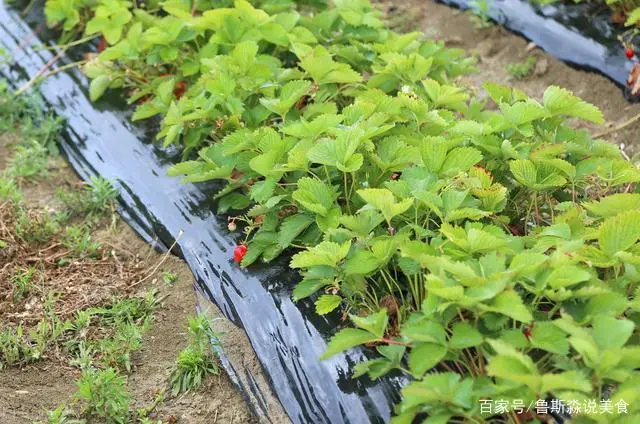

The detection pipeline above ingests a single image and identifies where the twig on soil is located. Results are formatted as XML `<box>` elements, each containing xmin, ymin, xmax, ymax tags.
<box><xmin>594</xmin><ymin>110</ymin><xmax>640</xmax><ymax>138</ymax></box>
<box><xmin>38</xmin><ymin>242</ymin><xmax>62</xmax><ymax>254</ymax></box>
<box><xmin>130</xmin><ymin>230</ymin><xmax>184</xmax><ymax>288</ymax></box>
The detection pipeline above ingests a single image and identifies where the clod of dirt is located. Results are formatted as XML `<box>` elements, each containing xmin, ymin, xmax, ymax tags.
<box><xmin>626</xmin><ymin>63</ymin><xmax>640</xmax><ymax>99</ymax></box>
<box><xmin>477</xmin><ymin>39</ymin><xmax>499</xmax><ymax>58</ymax></box>
<box><xmin>534</xmin><ymin>57</ymin><xmax>550</xmax><ymax>76</ymax></box>
<box><xmin>444</xmin><ymin>35</ymin><xmax>464</xmax><ymax>46</ymax></box>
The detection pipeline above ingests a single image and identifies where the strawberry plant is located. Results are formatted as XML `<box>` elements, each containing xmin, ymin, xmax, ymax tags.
<box><xmin>33</xmin><ymin>0</ymin><xmax>640</xmax><ymax>422</ymax></box>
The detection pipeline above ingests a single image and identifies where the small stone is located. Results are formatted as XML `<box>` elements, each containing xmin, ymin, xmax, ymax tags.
<box><xmin>526</xmin><ymin>42</ymin><xmax>537</xmax><ymax>52</ymax></box>
<box><xmin>445</xmin><ymin>36</ymin><xmax>463</xmax><ymax>46</ymax></box>
<box><xmin>534</xmin><ymin>58</ymin><xmax>549</xmax><ymax>76</ymax></box>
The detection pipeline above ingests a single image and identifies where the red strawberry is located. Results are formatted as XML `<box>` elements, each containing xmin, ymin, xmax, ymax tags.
<box><xmin>97</xmin><ymin>38</ymin><xmax>106</xmax><ymax>53</ymax></box>
<box><xmin>233</xmin><ymin>244</ymin><xmax>247</xmax><ymax>264</ymax></box>
<box><xmin>626</xmin><ymin>47</ymin><xmax>635</xmax><ymax>59</ymax></box>
<box><xmin>173</xmin><ymin>81</ymin><xmax>187</xmax><ymax>99</ymax></box>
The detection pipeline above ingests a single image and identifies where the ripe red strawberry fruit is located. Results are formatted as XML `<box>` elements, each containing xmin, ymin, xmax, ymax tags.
<box><xmin>233</xmin><ymin>245</ymin><xmax>247</xmax><ymax>264</ymax></box>
<box><xmin>173</xmin><ymin>81</ymin><xmax>187</xmax><ymax>99</ymax></box>
<box><xmin>626</xmin><ymin>47</ymin><xmax>635</xmax><ymax>59</ymax></box>
<box><xmin>97</xmin><ymin>38</ymin><xmax>106</xmax><ymax>53</ymax></box>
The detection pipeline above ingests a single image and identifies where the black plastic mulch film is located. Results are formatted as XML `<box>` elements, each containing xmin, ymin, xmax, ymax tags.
<box><xmin>441</xmin><ymin>0</ymin><xmax>634</xmax><ymax>91</ymax></box>
<box><xmin>0</xmin><ymin>1</ymin><xmax>630</xmax><ymax>423</ymax></box>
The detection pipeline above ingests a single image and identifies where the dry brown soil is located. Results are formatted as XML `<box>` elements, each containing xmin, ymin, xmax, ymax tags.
<box><xmin>0</xmin><ymin>136</ymin><xmax>256</xmax><ymax>423</ymax></box>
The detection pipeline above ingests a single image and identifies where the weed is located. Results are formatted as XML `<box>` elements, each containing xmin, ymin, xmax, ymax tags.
<box><xmin>11</xmin><ymin>266</ymin><xmax>36</xmax><ymax>302</ymax></box>
<box><xmin>14</xmin><ymin>207</ymin><xmax>60</xmax><ymax>243</ymax></box>
<box><xmin>0</xmin><ymin>292</ymin><xmax>74</xmax><ymax>368</ymax></box>
<box><xmin>469</xmin><ymin>0</ymin><xmax>494</xmax><ymax>29</ymax></box>
<box><xmin>87</xmin><ymin>176</ymin><xmax>118</xmax><ymax>212</ymax></box>
<box><xmin>162</xmin><ymin>271</ymin><xmax>177</xmax><ymax>284</ymax></box>
<box><xmin>6</xmin><ymin>139</ymin><xmax>49</xmax><ymax>179</ymax></box>
<box><xmin>28</xmin><ymin>314</ymin><xmax>74</xmax><ymax>361</ymax></box>
<box><xmin>0</xmin><ymin>47</ymin><xmax>8</xmax><ymax>65</ymax></box>
<box><xmin>0</xmin><ymin>176</ymin><xmax>22</xmax><ymax>202</ymax></box>
<box><xmin>57</xmin><ymin>176</ymin><xmax>118</xmax><ymax>218</ymax></box>
<box><xmin>75</xmin><ymin>367</ymin><xmax>131</xmax><ymax>423</ymax></box>
<box><xmin>0</xmin><ymin>82</ymin><xmax>62</xmax><ymax>152</ymax></box>
<box><xmin>169</xmin><ymin>315</ymin><xmax>219</xmax><ymax>395</ymax></box>
<box><xmin>136</xmin><ymin>389</ymin><xmax>165</xmax><ymax>420</ymax></box>
<box><xmin>73</xmin><ymin>309</ymin><xmax>93</xmax><ymax>332</ymax></box>
<box><xmin>36</xmin><ymin>405</ymin><xmax>84</xmax><ymax>424</ymax></box>
<box><xmin>0</xmin><ymin>324</ymin><xmax>31</xmax><ymax>368</ymax></box>
<box><xmin>68</xmin><ymin>341</ymin><xmax>94</xmax><ymax>370</ymax></box>
<box><xmin>98</xmin><ymin>320</ymin><xmax>147</xmax><ymax>372</ymax></box>
<box><xmin>138</xmin><ymin>418</ymin><xmax>164</xmax><ymax>424</ymax></box>
<box><xmin>506</xmin><ymin>55</ymin><xmax>537</xmax><ymax>79</ymax></box>
<box><xmin>62</xmin><ymin>225</ymin><xmax>101</xmax><ymax>258</ymax></box>
<box><xmin>88</xmin><ymin>290</ymin><xmax>158</xmax><ymax>326</ymax></box>
<box><xmin>77</xmin><ymin>292</ymin><xmax>158</xmax><ymax>372</ymax></box>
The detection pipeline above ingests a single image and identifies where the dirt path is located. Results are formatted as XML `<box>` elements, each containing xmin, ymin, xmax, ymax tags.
<box><xmin>0</xmin><ymin>135</ymin><xmax>255</xmax><ymax>423</ymax></box>
<box><xmin>381</xmin><ymin>0</ymin><xmax>640</xmax><ymax>155</ymax></box>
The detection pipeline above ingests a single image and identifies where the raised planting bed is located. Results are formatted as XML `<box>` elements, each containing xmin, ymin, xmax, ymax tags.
<box><xmin>3</xmin><ymin>0</ymin><xmax>640</xmax><ymax>423</ymax></box>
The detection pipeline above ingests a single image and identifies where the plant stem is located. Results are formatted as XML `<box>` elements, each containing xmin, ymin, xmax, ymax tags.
<box><xmin>32</xmin><ymin>60</ymin><xmax>88</xmax><ymax>83</ymax></box>
<box><xmin>32</xmin><ymin>34</ymin><xmax>100</xmax><ymax>52</ymax></box>
<box><xmin>343</xmin><ymin>172</ymin><xmax>352</xmax><ymax>214</ymax></box>
<box><xmin>593</xmin><ymin>111</ymin><xmax>640</xmax><ymax>138</ymax></box>
<box><xmin>21</xmin><ymin>0</ymin><xmax>38</xmax><ymax>17</ymax></box>
<box><xmin>15</xmin><ymin>48</ymin><xmax>68</xmax><ymax>96</ymax></box>
<box><xmin>379</xmin><ymin>338</ymin><xmax>411</xmax><ymax>347</ymax></box>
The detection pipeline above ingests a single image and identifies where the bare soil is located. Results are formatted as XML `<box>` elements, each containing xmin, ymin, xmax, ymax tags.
<box><xmin>381</xmin><ymin>0</ymin><xmax>640</xmax><ymax>155</ymax></box>
<box><xmin>0</xmin><ymin>138</ymin><xmax>256</xmax><ymax>423</ymax></box>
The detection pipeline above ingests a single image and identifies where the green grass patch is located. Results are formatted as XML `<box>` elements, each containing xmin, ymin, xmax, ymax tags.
<box><xmin>506</xmin><ymin>55</ymin><xmax>537</xmax><ymax>80</ymax></box>
<box><xmin>169</xmin><ymin>315</ymin><xmax>220</xmax><ymax>396</ymax></box>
